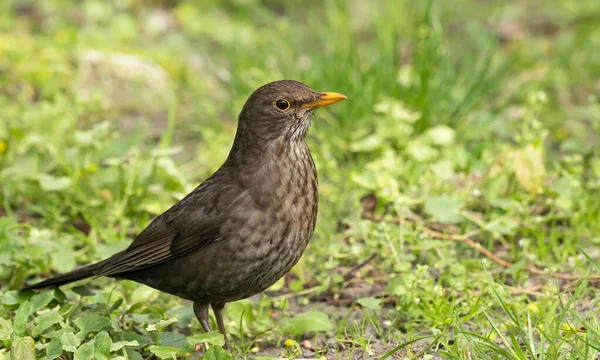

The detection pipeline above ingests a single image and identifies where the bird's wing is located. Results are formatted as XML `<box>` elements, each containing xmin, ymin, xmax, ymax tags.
<box><xmin>96</xmin><ymin>218</ymin><xmax>221</xmax><ymax>276</ymax></box>
<box><xmin>97</xmin><ymin>177</ymin><xmax>244</xmax><ymax>277</ymax></box>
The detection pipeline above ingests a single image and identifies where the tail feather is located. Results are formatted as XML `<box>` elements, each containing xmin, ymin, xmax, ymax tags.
<box><xmin>23</xmin><ymin>258</ymin><xmax>113</xmax><ymax>290</ymax></box>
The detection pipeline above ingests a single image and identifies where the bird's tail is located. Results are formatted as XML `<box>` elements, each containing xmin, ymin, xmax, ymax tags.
<box><xmin>23</xmin><ymin>258</ymin><xmax>112</xmax><ymax>290</ymax></box>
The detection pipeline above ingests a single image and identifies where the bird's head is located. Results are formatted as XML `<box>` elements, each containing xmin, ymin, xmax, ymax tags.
<box><xmin>236</xmin><ymin>80</ymin><xmax>346</xmax><ymax>144</ymax></box>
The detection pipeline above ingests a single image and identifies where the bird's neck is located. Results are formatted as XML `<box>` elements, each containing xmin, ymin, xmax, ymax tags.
<box><xmin>224</xmin><ymin>126</ymin><xmax>310</xmax><ymax>170</ymax></box>
<box><xmin>223</xmin><ymin>131</ymin><xmax>316</xmax><ymax>194</ymax></box>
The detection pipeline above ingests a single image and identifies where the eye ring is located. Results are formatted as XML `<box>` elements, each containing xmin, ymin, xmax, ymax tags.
<box><xmin>274</xmin><ymin>98</ymin><xmax>290</xmax><ymax>111</ymax></box>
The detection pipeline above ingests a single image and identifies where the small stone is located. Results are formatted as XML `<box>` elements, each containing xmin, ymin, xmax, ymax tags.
<box><xmin>76</xmin><ymin>50</ymin><xmax>171</xmax><ymax>113</ymax></box>
<box><xmin>302</xmin><ymin>340</ymin><xmax>312</xmax><ymax>349</ymax></box>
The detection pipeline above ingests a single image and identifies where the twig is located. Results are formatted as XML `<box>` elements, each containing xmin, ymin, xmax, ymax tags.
<box><xmin>269</xmin><ymin>284</ymin><xmax>325</xmax><ymax>302</ymax></box>
<box><xmin>342</xmin><ymin>253</ymin><xmax>377</xmax><ymax>281</ymax></box>
<box><xmin>360</xmin><ymin>212</ymin><xmax>600</xmax><ymax>282</ymax></box>
<box><xmin>327</xmin><ymin>294</ymin><xmax>393</xmax><ymax>306</ymax></box>
<box><xmin>20</xmin><ymin>199</ymin><xmax>27</xmax><ymax>223</ymax></box>
<box><xmin>420</xmin><ymin>226</ymin><xmax>513</xmax><ymax>268</ymax></box>
<box><xmin>506</xmin><ymin>284</ymin><xmax>544</xmax><ymax>297</ymax></box>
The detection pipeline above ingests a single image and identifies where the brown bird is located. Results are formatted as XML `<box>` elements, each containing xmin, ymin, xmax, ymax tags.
<box><xmin>24</xmin><ymin>80</ymin><xmax>346</xmax><ymax>348</ymax></box>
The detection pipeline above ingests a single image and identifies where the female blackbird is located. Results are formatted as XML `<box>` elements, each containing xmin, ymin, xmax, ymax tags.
<box><xmin>24</xmin><ymin>80</ymin><xmax>346</xmax><ymax>348</ymax></box>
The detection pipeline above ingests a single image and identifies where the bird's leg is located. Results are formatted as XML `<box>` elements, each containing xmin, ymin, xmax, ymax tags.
<box><xmin>193</xmin><ymin>302</ymin><xmax>212</xmax><ymax>333</ymax></box>
<box><xmin>211</xmin><ymin>302</ymin><xmax>229</xmax><ymax>350</ymax></box>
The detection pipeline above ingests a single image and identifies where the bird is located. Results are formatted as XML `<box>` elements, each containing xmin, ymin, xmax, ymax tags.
<box><xmin>23</xmin><ymin>80</ymin><xmax>347</xmax><ymax>349</ymax></box>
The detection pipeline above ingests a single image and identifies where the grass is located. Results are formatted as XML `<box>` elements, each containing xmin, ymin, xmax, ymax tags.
<box><xmin>1</xmin><ymin>0</ymin><xmax>599</xmax><ymax>359</ymax></box>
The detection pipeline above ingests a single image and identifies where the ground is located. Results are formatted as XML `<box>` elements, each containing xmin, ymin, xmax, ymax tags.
<box><xmin>0</xmin><ymin>1</ymin><xmax>599</xmax><ymax>359</ymax></box>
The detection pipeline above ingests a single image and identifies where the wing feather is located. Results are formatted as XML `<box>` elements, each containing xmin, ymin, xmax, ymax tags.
<box><xmin>96</xmin><ymin>179</ymin><xmax>246</xmax><ymax>277</ymax></box>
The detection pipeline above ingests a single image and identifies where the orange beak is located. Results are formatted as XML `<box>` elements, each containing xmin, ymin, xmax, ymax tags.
<box><xmin>303</xmin><ymin>92</ymin><xmax>347</xmax><ymax>109</ymax></box>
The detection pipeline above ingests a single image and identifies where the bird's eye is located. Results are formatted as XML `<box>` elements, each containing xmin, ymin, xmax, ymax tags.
<box><xmin>274</xmin><ymin>98</ymin><xmax>290</xmax><ymax>111</ymax></box>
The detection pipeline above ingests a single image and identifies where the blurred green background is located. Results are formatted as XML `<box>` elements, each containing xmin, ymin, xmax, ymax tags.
<box><xmin>0</xmin><ymin>0</ymin><xmax>599</xmax><ymax>359</ymax></box>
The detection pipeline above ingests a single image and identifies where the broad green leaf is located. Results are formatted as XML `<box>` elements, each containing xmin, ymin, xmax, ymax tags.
<box><xmin>1</xmin><ymin>290</ymin><xmax>31</xmax><ymax>306</ymax></box>
<box><xmin>284</xmin><ymin>311</ymin><xmax>333</xmax><ymax>335</ymax></box>
<box><xmin>50</xmin><ymin>247</ymin><xmax>77</xmax><ymax>273</ymax></box>
<box><xmin>11</xmin><ymin>336</ymin><xmax>35</xmax><ymax>360</ymax></box>
<box><xmin>406</xmin><ymin>139</ymin><xmax>438</xmax><ymax>162</ymax></box>
<box><xmin>204</xmin><ymin>346</ymin><xmax>232</xmax><ymax>360</ymax></box>
<box><xmin>43</xmin><ymin>339</ymin><xmax>62</xmax><ymax>360</ymax></box>
<box><xmin>349</xmin><ymin>135</ymin><xmax>383</xmax><ymax>152</ymax></box>
<box><xmin>0</xmin><ymin>316</ymin><xmax>11</xmax><ymax>341</ymax></box>
<box><xmin>109</xmin><ymin>340</ymin><xmax>139</xmax><ymax>352</ymax></box>
<box><xmin>387</xmin><ymin>277</ymin><xmax>407</xmax><ymax>296</ymax></box>
<box><xmin>130</xmin><ymin>285</ymin><xmax>159</xmax><ymax>304</ymax></box>
<box><xmin>426</xmin><ymin>125</ymin><xmax>455</xmax><ymax>145</ymax></box>
<box><xmin>485</xmin><ymin>218</ymin><xmax>518</xmax><ymax>236</ymax></box>
<box><xmin>74</xmin><ymin>315</ymin><xmax>111</xmax><ymax>340</ymax></box>
<box><xmin>59</xmin><ymin>332</ymin><xmax>81</xmax><ymax>352</ymax></box>
<box><xmin>73</xmin><ymin>342</ymin><xmax>94</xmax><ymax>360</ymax></box>
<box><xmin>489</xmin><ymin>198</ymin><xmax>516</xmax><ymax>210</ymax></box>
<box><xmin>187</xmin><ymin>332</ymin><xmax>225</xmax><ymax>347</ymax></box>
<box><xmin>156</xmin><ymin>157</ymin><xmax>184</xmax><ymax>180</ymax></box>
<box><xmin>125</xmin><ymin>348</ymin><xmax>144</xmax><ymax>360</ymax></box>
<box><xmin>71</xmin><ymin>286</ymin><xmax>94</xmax><ymax>297</ymax></box>
<box><xmin>167</xmin><ymin>305</ymin><xmax>194</xmax><ymax>328</ymax></box>
<box><xmin>424</xmin><ymin>196</ymin><xmax>464</xmax><ymax>224</ymax></box>
<box><xmin>38</xmin><ymin>174</ymin><xmax>73</xmax><ymax>191</ymax></box>
<box><xmin>30</xmin><ymin>291</ymin><xmax>55</xmax><ymax>312</ymax></box>
<box><xmin>120</xmin><ymin>331</ymin><xmax>148</xmax><ymax>349</ymax></box>
<box><xmin>155</xmin><ymin>332</ymin><xmax>187</xmax><ymax>348</ymax></box>
<box><xmin>148</xmin><ymin>345</ymin><xmax>180</xmax><ymax>360</ymax></box>
<box><xmin>93</xmin><ymin>331</ymin><xmax>112</xmax><ymax>360</ymax></box>
<box><xmin>13</xmin><ymin>301</ymin><xmax>32</xmax><ymax>337</ymax></box>
<box><xmin>31</xmin><ymin>311</ymin><xmax>62</xmax><ymax>337</ymax></box>
<box><xmin>357</xmin><ymin>297</ymin><xmax>382</xmax><ymax>310</ymax></box>
<box><xmin>74</xmin><ymin>130</ymin><xmax>94</xmax><ymax>145</ymax></box>
<box><xmin>373</xmin><ymin>100</ymin><xmax>420</xmax><ymax>122</ymax></box>
<box><xmin>224</xmin><ymin>301</ymin><xmax>255</xmax><ymax>328</ymax></box>
<box><xmin>513</xmin><ymin>144</ymin><xmax>545</xmax><ymax>194</ymax></box>
<box><xmin>146</xmin><ymin>318</ymin><xmax>177</xmax><ymax>332</ymax></box>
